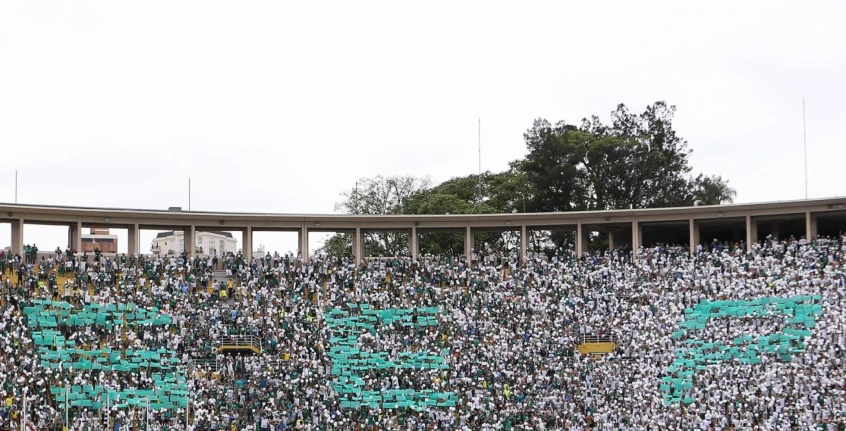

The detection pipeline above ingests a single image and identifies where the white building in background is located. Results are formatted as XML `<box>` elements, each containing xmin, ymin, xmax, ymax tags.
<box><xmin>150</xmin><ymin>230</ymin><xmax>238</xmax><ymax>257</ymax></box>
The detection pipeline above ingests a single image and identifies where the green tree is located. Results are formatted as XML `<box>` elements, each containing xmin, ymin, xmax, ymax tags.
<box><xmin>317</xmin><ymin>175</ymin><xmax>432</xmax><ymax>257</ymax></box>
<box><xmin>522</xmin><ymin>102</ymin><xmax>736</xmax><ymax>212</ymax></box>
<box><xmin>519</xmin><ymin>102</ymin><xmax>735</xmax><ymax>252</ymax></box>
<box><xmin>689</xmin><ymin>174</ymin><xmax>737</xmax><ymax>205</ymax></box>
<box><xmin>403</xmin><ymin>170</ymin><xmax>525</xmax><ymax>255</ymax></box>
<box><xmin>318</xmin><ymin>102</ymin><xmax>736</xmax><ymax>258</ymax></box>
<box><xmin>315</xmin><ymin>233</ymin><xmax>352</xmax><ymax>259</ymax></box>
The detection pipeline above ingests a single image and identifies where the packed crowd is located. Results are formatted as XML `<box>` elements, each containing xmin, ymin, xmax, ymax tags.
<box><xmin>0</xmin><ymin>233</ymin><xmax>845</xmax><ymax>430</ymax></box>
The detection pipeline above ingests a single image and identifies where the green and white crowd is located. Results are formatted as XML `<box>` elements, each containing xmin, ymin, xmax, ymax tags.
<box><xmin>0</xmin><ymin>234</ymin><xmax>845</xmax><ymax>430</ymax></box>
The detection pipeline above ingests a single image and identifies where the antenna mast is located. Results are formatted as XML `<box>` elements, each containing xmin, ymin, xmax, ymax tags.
<box><xmin>478</xmin><ymin>118</ymin><xmax>482</xmax><ymax>211</ymax></box>
<box><xmin>803</xmin><ymin>99</ymin><xmax>808</xmax><ymax>199</ymax></box>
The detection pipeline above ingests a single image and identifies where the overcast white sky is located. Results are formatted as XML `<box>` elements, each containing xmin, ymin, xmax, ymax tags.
<box><xmin>1</xmin><ymin>0</ymin><xmax>844</xmax><ymax>254</ymax></box>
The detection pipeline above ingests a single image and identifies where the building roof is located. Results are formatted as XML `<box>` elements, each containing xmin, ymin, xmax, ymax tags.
<box><xmin>155</xmin><ymin>230</ymin><xmax>233</xmax><ymax>239</ymax></box>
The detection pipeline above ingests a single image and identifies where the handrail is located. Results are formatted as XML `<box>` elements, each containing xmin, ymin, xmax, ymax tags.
<box><xmin>579</xmin><ymin>334</ymin><xmax>618</xmax><ymax>345</ymax></box>
<box><xmin>187</xmin><ymin>358</ymin><xmax>222</xmax><ymax>372</ymax></box>
<box><xmin>217</xmin><ymin>335</ymin><xmax>263</xmax><ymax>351</ymax></box>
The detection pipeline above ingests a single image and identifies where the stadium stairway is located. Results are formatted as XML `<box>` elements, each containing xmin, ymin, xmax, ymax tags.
<box><xmin>212</xmin><ymin>269</ymin><xmax>228</xmax><ymax>284</ymax></box>
<box><xmin>576</xmin><ymin>334</ymin><xmax>618</xmax><ymax>356</ymax></box>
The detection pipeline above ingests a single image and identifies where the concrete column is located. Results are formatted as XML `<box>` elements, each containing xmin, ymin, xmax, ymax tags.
<box><xmin>410</xmin><ymin>226</ymin><xmax>418</xmax><ymax>262</ymax></box>
<box><xmin>608</xmin><ymin>230</ymin><xmax>615</xmax><ymax>250</ymax></box>
<box><xmin>520</xmin><ymin>225</ymin><xmax>528</xmax><ymax>265</ymax></box>
<box><xmin>243</xmin><ymin>226</ymin><xmax>252</xmax><ymax>260</ymax></box>
<box><xmin>300</xmin><ymin>226</ymin><xmax>309</xmax><ymax>264</ymax></box>
<box><xmin>632</xmin><ymin>220</ymin><xmax>641</xmax><ymax>258</ymax></box>
<box><xmin>689</xmin><ymin>219</ymin><xmax>700</xmax><ymax>255</ymax></box>
<box><xmin>11</xmin><ymin>219</ymin><xmax>23</xmax><ymax>255</ymax></box>
<box><xmin>352</xmin><ymin>228</ymin><xmax>362</xmax><ymax>263</ymax></box>
<box><xmin>771</xmin><ymin>222</ymin><xmax>780</xmax><ymax>240</ymax></box>
<box><xmin>71</xmin><ymin>221</ymin><xmax>82</xmax><ymax>253</ymax></box>
<box><xmin>806</xmin><ymin>211</ymin><xmax>818</xmax><ymax>241</ymax></box>
<box><xmin>576</xmin><ymin>222</ymin><xmax>584</xmax><ymax>258</ymax></box>
<box><xmin>745</xmin><ymin>216</ymin><xmax>757</xmax><ymax>251</ymax></box>
<box><xmin>128</xmin><ymin>223</ymin><xmax>140</xmax><ymax>256</ymax></box>
<box><xmin>464</xmin><ymin>226</ymin><xmax>473</xmax><ymax>262</ymax></box>
<box><xmin>67</xmin><ymin>222</ymin><xmax>79</xmax><ymax>251</ymax></box>
<box><xmin>184</xmin><ymin>226</ymin><xmax>196</xmax><ymax>258</ymax></box>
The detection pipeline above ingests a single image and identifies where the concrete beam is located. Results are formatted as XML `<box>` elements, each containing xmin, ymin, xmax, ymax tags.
<box><xmin>0</xmin><ymin>199</ymin><xmax>844</xmax><ymax>248</ymax></box>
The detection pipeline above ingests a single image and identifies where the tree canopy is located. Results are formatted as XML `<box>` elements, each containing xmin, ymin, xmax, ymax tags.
<box><xmin>317</xmin><ymin>102</ymin><xmax>735</xmax><ymax>257</ymax></box>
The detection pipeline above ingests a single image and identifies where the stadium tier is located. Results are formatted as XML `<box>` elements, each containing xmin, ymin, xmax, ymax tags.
<box><xmin>1</xmin><ymin>234</ymin><xmax>845</xmax><ymax>430</ymax></box>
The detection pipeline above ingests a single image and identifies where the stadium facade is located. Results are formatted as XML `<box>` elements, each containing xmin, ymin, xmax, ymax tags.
<box><xmin>2</xmin><ymin>197</ymin><xmax>845</xmax><ymax>262</ymax></box>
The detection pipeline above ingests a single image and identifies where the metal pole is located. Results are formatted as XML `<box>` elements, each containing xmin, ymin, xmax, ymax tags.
<box><xmin>189</xmin><ymin>178</ymin><xmax>191</xmax><ymax>211</ymax></box>
<box><xmin>15</xmin><ymin>170</ymin><xmax>17</xmax><ymax>204</ymax></box>
<box><xmin>478</xmin><ymin>118</ymin><xmax>482</xmax><ymax>212</ymax></box>
<box><xmin>21</xmin><ymin>391</ymin><xmax>26</xmax><ymax>431</ymax></box>
<box><xmin>65</xmin><ymin>386</ymin><xmax>70</xmax><ymax>428</ymax></box>
<box><xmin>522</xmin><ymin>174</ymin><xmax>526</xmax><ymax>213</ymax></box>
<box><xmin>803</xmin><ymin>99</ymin><xmax>808</xmax><ymax>199</ymax></box>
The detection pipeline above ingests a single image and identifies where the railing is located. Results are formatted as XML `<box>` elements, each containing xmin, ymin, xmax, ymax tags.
<box><xmin>579</xmin><ymin>334</ymin><xmax>618</xmax><ymax>345</ymax></box>
<box><xmin>187</xmin><ymin>358</ymin><xmax>222</xmax><ymax>372</ymax></box>
<box><xmin>217</xmin><ymin>335</ymin><xmax>263</xmax><ymax>351</ymax></box>
<box><xmin>265</xmin><ymin>358</ymin><xmax>288</xmax><ymax>370</ymax></box>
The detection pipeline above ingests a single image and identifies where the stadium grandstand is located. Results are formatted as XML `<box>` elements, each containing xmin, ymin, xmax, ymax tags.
<box><xmin>0</xmin><ymin>200</ymin><xmax>845</xmax><ymax>430</ymax></box>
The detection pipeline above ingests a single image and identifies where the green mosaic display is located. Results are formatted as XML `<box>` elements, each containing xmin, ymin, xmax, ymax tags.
<box><xmin>662</xmin><ymin>295</ymin><xmax>823</xmax><ymax>404</ymax></box>
<box><xmin>24</xmin><ymin>300</ymin><xmax>188</xmax><ymax>411</ymax></box>
<box><xmin>324</xmin><ymin>304</ymin><xmax>457</xmax><ymax>410</ymax></box>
